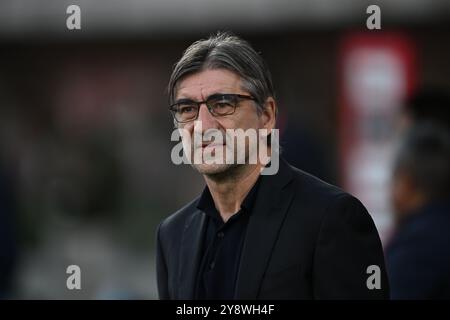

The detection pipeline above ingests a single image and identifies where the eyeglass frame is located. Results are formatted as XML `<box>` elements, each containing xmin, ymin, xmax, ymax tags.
<box><xmin>168</xmin><ymin>93</ymin><xmax>257</xmax><ymax>124</ymax></box>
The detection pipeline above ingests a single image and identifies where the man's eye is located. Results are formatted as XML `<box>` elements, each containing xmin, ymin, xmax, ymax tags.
<box><xmin>179</xmin><ymin>105</ymin><xmax>196</xmax><ymax>113</ymax></box>
<box><xmin>214</xmin><ymin>102</ymin><xmax>233</xmax><ymax>109</ymax></box>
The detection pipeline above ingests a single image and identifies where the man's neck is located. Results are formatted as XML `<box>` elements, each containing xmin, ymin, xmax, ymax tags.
<box><xmin>204</xmin><ymin>164</ymin><xmax>263</xmax><ymax>223</ymax></box>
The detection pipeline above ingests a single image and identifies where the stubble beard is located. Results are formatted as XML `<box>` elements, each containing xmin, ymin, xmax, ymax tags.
<box><xmin>190</xmin><ymin>143</ymin><xmax>252</xmax><ymax>181</ymax></box>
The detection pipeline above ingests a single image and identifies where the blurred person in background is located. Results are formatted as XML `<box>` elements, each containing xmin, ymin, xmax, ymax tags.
<box><xmin>386</xmin><ymin>123</ymin><xmax>450</xmax><ymax>299</ymax></box>
<box><xmin>402</xmin><ymin>87</ymin><xmax>450</xmax><ymax>130</ymax></box>
<box><xmin>156</xmin><ymin>31</ymin><xmax>389</xmax><ymax>300</ymax></box>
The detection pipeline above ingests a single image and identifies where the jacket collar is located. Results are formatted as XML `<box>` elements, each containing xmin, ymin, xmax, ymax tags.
<box><xmin>234</xmin><ymin>157</ymin><xmax>295</xmax><ymax>299</ymax></box>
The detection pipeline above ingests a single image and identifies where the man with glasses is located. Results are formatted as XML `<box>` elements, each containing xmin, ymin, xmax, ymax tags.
<box><xmin>156</xmin><ymin>32</ymin><xmax>389</xmax><ymax>300</ymax></box>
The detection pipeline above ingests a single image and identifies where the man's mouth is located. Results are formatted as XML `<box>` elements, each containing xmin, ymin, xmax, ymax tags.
<box><xmin>201</xmin><ymin>142</ymin><xmax>225</xmax><ymax>149</ymax></box>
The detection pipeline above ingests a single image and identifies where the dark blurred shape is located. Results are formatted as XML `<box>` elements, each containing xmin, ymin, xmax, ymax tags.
<box><xmin>0</xmin><ymin>161</ymin><xmax>17</xmax><ymax>299</ymax></box>
<box><xmin>386</xmin><ymin>123</ymin><xmax>450</xmax><ymax>299</ymax></box>
<box><xmin>405</xmin><ymin>87</ymin><xmax>450</xmax><ymax>128</ymax></box>
<box><xmin>280</xmin><ymin>120</ymin><xmax>333</xmax><ymax>183</ymax></box>
<box><xmin>279</xmin><ymin>112</ymin><xmax>334</xmax><ymax>184</ymax></box>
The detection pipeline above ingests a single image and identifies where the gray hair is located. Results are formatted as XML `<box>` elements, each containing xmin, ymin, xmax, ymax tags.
<box><xmin>168</xmin><ymin>31</ymin><xmax>275</xmax><ymax>115</ymax></box>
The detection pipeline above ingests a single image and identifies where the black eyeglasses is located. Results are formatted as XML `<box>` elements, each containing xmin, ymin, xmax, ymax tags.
<box><xmin>169</xmin><ymin>93</ymin><xmax>256</xmax><ymax>123</ymax></box>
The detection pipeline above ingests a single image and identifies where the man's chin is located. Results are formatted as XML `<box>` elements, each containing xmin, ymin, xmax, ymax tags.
<box><xmin>191</xmin><ymin>163</ymin><xmax>236</xmax><ymax>176</ymax></box>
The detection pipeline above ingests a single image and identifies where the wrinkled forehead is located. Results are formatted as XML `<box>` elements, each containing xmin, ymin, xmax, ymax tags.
<box><xmin>174</xmin><ymin>68</ymin><xmax>246</xmax><ymax>101</ymax></box>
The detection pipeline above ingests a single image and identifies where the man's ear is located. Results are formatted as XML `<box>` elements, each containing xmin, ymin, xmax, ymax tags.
<box><xmin>260</xmin><ymin>97</ymin><xmax>277</xmax><ymax>131</ymax></box>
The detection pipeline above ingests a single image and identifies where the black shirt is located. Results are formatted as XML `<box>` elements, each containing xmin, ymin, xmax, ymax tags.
<box><xmin>195</xmin><ymin>178</ymin><xmax>260</xmax><ymax>300</ymax></box>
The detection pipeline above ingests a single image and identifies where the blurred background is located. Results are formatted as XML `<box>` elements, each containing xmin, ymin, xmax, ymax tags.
<box><xmin>0</xmin><ymin>0</ymin><xmax>449</xmax><ymax>299</ymax></box>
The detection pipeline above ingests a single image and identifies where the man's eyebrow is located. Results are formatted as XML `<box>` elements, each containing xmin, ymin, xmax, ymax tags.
<box><xmin>174</xmin><ymin>93</ymin><xmax>231</xmax><ymax>103</ymax></box>
<box><xmin>206</xmin><ymin>93</ymin><xmax>230</xmax><ymax>100</ymax></box>
<box><xmin>174</xmin><ymin>97</ymin><xmax>196</xmax><ymax>104</ymax></box>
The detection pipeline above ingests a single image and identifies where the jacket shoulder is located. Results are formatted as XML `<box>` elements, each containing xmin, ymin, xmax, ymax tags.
<box><xmin>158</xmin><ymin>196</ymin><xmax>201</xmax><ymax>238</ymax></box>
<box><xmin>286</xmin><ymin>164</ymin><xmax>370</xmax><ymax>222</ymax></box>
<box><xmin>289</xmin><ymin>165</ymin><xmax>347</xmax><ymax>200</ymax></box>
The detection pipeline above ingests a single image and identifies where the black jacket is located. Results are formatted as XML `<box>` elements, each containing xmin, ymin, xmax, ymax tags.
<box><xmin>156</xmin><ymin>158</ymin><xmax>389</xmax><ymax>299</ymax></box>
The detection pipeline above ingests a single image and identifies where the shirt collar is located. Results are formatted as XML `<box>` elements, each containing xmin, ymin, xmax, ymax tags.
<box><xmin>196</xmin><ymin>176</ymin><xmax>261</xmax><ymax>220</ymax></box>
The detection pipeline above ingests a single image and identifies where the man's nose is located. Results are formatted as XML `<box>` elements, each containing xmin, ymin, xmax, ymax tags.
<box><xmin>196</xmin><ymin>103</ymin><xmax>218</xmax><ymax>129</ymax></box>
